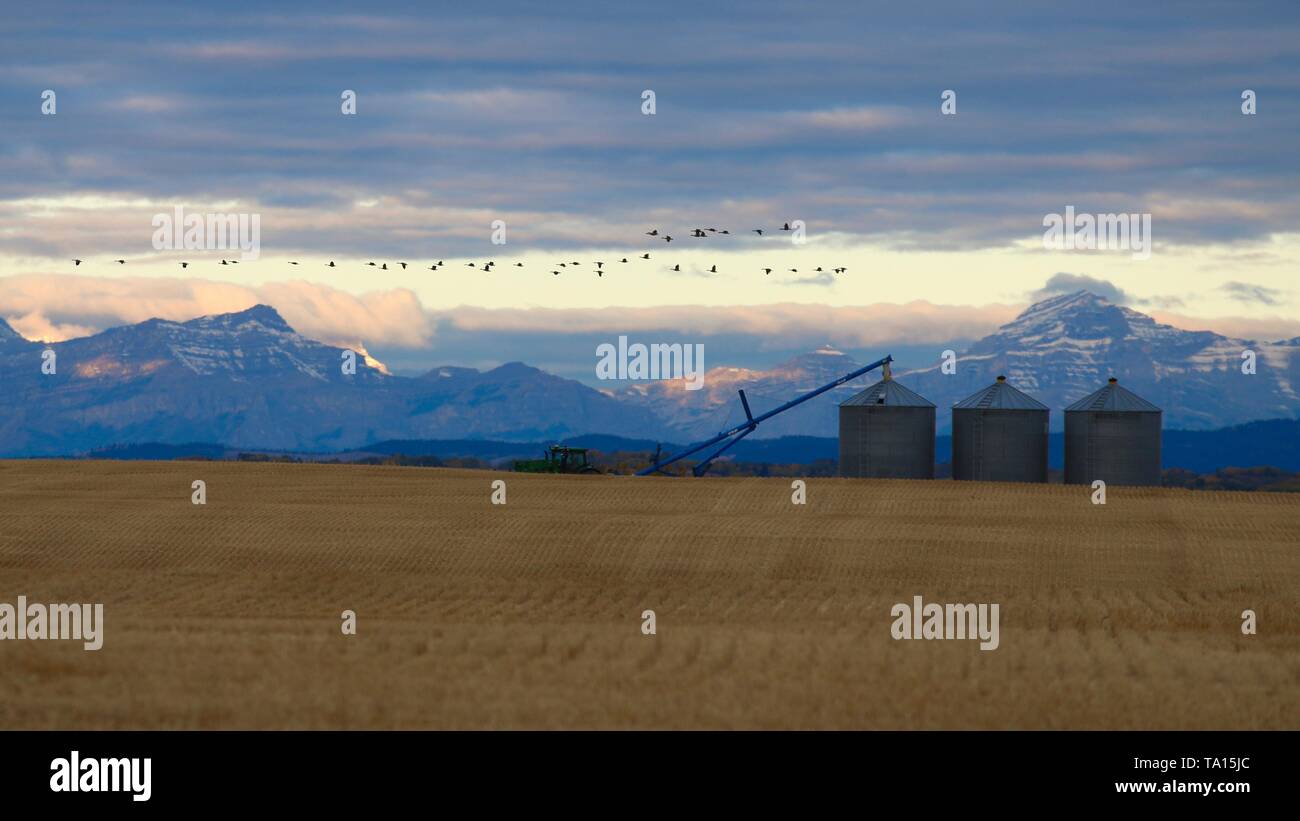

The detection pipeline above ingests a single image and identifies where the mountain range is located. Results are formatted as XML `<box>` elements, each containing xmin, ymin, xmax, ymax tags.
<box><xmin>612</xmin><ymin>291</ymin><xmax>1299</xmax><ymax>436</ymax></box>
<box><xmin>0</xmin><ymin>290</ymin><xmax>1296</xmax><ymax>456</ymax></box>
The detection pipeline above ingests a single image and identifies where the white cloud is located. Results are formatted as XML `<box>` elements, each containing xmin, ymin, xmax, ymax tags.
<box><xmin>0</xmin><ymin>275</ymin><xmax>432</xmax><ymax>347</ymax></box>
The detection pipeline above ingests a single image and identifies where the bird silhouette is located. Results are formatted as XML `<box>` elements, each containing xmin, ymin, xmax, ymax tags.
<box><xmin>179</xmin><ymin>262</ymin><xmax>189</xmax><ymax>269</ymax></box>
<box><xmin>752</xmin><ymin>229</ymin><xmax>764</xmax><ymax>236</ymax></box>
<box><xmin>115</xmin><ymin>260</ymin><xmax>125</xmax><ymax>264</ymax></box>
<box><xmin>691</xmin><ymin>229</ymin><xmax>707</xmax><ymax>237</ymax></box>
<box><xmin>73</xmin><ymin>259</ymin><xmax>81</xmax><ymax>266</ymax></box>
<box><xmin>398</xmin><ymin>262</ymin><xmax>407</xmax><ymax>269</ymax></box>
<box><xmin>289</xmin><ymin>261</ymin><xmax>299</xmax><ymax>265</ymax></box>
<box><xmin>763</xmin><ymin>268</ymin><xmax>772</xmax><ymax>275</ymax></box>
<box><xmin>663</xmin><ymin>236</ymin><xmax>673</xmax><ymax>242</ymax></box>
<box><xmin>640</xmin><ymin>253</ymin><xmax>651</xmax><ymax>259</ymax></box>
<box><xmin>514</xmin><ymin>262</ymin><xmax>524</xmax><ymax>267</ymax></box>
<box><xmin>594</xmin><ymin>261</ymin><xmax>604</xmax><ymax>269</ymax></box>
<box><xmin>620</xmin><ymin>258</ymin><xmax>629</xmax><ymax>263</ymax></box>
<box><xmin>328</xmin><ymin>261</ymin><xmax>336</xmax><ymax>267</ymax></box>
<box><xmin>551</xmin><ymin>270</ymin><xmax>561</xmax><ymax>276</ymax></box>
<box><xmin>367</xmin><ymin>262</ymin><xmax>377</xmax><ymax>267</ymax></box>
<box><xmin>788</xmin><ymin>268</ymin><xmax>798</xmax><ymax>272</ymax></box>
<box><xmin>708</xmin><ymin>265</ymin><xmax>717</xmax><ymax>273</ymax></box>
<box><xmin>569</xmin><ymin>261</ymin><xmax>580</xmax><ymax>266</ymax></box>
<box><xmin>719</xmin><ymin>229</ymin><xmax>730</xmax><ymax>235</ymax></box>
<box><xmin>220</xmin><ymin>260</ymin><xmax>229</xmax><ymax>265</ymax></box>
<box><xmin>646</xmin><ymin>229</ymin><xmax>659</xmax><ymax>236</ymax></box>
<box><xmin>671</xmin><ymin>264</ymin><xmax>681</xmax><ymax>272</ymax></box>
<box><xmin>381</xmin><ymin>263</ymin><xmax>388</xmax><ymax>270</ymax></box>
<box><xmin>781</xmin><ymin>223</ymin><xmax>792</xmax><ymax>231</ymax></box>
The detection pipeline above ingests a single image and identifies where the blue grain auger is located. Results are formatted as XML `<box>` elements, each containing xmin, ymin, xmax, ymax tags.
<box><xmin>636</xmin><ymin>354</ymin><xmax>893</xmax><ymax>477</ymax></box>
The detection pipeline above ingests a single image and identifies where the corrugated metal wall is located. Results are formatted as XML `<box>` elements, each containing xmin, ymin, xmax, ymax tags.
<box><xmin>838</xmin><ymin>405</ymin><xmax>935</xmax><ymax>478</ymax></box>
<box><xmin>952</xmin><ymin>408</ymin><xmax>1049</xmax><ymax>483</ymax></box>
<box><xmin>1064</xmin><ymin>410</ymin><xmax>1162</xmax><ymax>486</ymax></box>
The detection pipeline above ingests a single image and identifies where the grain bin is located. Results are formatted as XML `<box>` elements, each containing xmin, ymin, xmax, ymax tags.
<box><xmin>1064</xmin><ymin>377</ymin><xmax>1162</xmax><ymax>487</ymax></box>
<box><xmin>839</xmin><ymin>371</ymin><xmax>935</xmax><ymax>479</ymax></box>
<box><xmin>951</xmin><ymin>375</ymin><xmax>1049</xmax><ymax>483</ymax></box>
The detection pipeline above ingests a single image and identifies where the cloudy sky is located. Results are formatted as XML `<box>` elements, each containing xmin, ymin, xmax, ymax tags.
<box><xmin>2</xmin><ymin>0</ymin><xmax>1298</xmax><ymax>378</ymax></box>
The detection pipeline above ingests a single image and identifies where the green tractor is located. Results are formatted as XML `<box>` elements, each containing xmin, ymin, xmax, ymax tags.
<box><xmin>513</xmin><ymin>445</ymin><xmax>603</xmax><ymax>474</ymax></box>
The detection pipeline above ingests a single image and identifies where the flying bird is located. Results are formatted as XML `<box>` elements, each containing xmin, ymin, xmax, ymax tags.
<box><xmin>781</xmin><ymin>223</ymin><xmax>792</xmax><ymax>231</ymax></box>
<box><xmin>115</xmin><ymin>260</ymin><xmax>125</xmax><ymax>264</ymax></box>
<box><xmin>398</xmin><ymin>262</ymin><xmax>407</xmax><ymax>269</ymax></box>
<box><xmin>708</xmin><ymin>265</ymin><xmax>717</xmax><ymax>273</ymax></box>
<box><xmin>289</xmin><ymin>261</ymin><xmax>299</xmax><ymax>265</ymax></box>
<box><xmin>552</xmin><ymin>270</ymin><xmax>561</xmax><ymax>276</ymax></box>
<box><xmin>641</xmin><ymin>253</ymin><xmax>651</xmax><ymax>259</ymax></box>
<box><xmin>594</xmin><ymin>261</ymin><xmax>604</xmax><ymax>269</ymax></box>
<box><xmin>752</xmin><ymin>229</ymin><xmax>764</xmax><ymax>236</ymax></box>
<box><xmin>328</xmin><ymin>261</ymin><xmax>336</xmax><ymax>267</ymax></box>
<box><xmin>671</xmin><ymin>264</ymin><xmax>680</xmax><ymax>272</ymax></box>
<box><xmin>179</xmin><ymin>262</ymin><xmax>189</xmax><ymax>269</ymax></box>
<box><xmin>762</xmin><ymin>268</ymin><xmax>772</xmax><ymax>275</ymax></box>
<box><xmin>73</xmin><ymin>259</ymin><xmax>81</xmax><ymax>266</ymax></box>
<box><xmin>646</xmin><ymin>229</ymin><xmax>659</xmax><ymax>236</ymax></box>
<box><xmin>381</xmin><ymin>263</ymin><xmax>388</xmax><ymax>270</ymax></box>
<box><xmin>368</xmin><ymin>262</ymin><xmax>377</xmax><ymax>267</ymax></box>
<box><xmin>514</xmin><ymin>262</ymin><xmax>524</xmax><ymax>267</ymax></box>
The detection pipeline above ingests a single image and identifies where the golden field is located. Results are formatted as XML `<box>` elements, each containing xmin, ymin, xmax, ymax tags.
<box><xmin>0</xmin><ymin>459</ymin><xmax>1296</xmax><ymax>729</ymax></box>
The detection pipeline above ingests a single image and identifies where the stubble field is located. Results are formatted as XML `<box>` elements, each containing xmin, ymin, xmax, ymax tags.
<box><xmin>0</xmin><ymin>460</ymin><xmax>1296</xmax><ymax>729</ymax></box>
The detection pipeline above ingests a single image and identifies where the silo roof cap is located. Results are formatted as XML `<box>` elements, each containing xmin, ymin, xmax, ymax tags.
<box><xmin>953</xmin><ymin>377</ymin><xmax>1048</xmax><ymax>410</ymax></box>
<box><xmin>841</xmin><ymin>377</ymin><xmax>935</xmax><ymax>407</ymax></box>
<box><xmin>1066</xmin><ymin>379</ymin><xmax>1161</xmax><ymax>412</ymax></box>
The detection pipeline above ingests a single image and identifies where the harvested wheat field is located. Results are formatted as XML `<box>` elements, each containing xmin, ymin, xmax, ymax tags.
<box><xmin>0</xmin><ymin>459</ymin><xmax>1296</xmax><ymax>729</ymax></box>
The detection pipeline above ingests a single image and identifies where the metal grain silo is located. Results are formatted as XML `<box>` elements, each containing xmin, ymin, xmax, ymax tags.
<box><xmin>951</xmin><ymin>375</ymin><xmax>1049</xmax><ymax>483</ymax></box>
<box><xmin>1064</xmin><ymin>377</ymin><xmax>1162</xmax><ymax>486</ymax></box>
<box><xmin>838</xmin><ymin>372</ymin><xmax>935</xmax><ymax>478</ymax></box>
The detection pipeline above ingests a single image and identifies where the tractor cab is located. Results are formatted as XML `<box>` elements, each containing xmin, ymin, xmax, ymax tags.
<box><xmin>513</xmin><ymin>445</ymin><xmax>601</xmax><ymax>474</ymax></box>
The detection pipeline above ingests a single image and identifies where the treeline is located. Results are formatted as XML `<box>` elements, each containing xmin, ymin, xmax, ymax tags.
<box><xmin>1161</xmin><ymin>466</ymin><xmax>1300</xmax><ymax>493</ymax></box>
<box><xmin>171</xmin><ymin>449</ymin><xmax>1300</xmax><ymax>489</ymax></box>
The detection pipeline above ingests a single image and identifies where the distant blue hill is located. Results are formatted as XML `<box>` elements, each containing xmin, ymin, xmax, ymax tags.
<box><xmin>78</xmin><ymin>418</ymin><xmax>1300</xmax><ymax>473</ymax></box>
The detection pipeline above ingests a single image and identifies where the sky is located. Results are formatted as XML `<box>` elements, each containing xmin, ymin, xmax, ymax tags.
<box><xmin>2</xmin><ymin>0</ymin><xmax>1298</xmax><ymax>379</ymax></box>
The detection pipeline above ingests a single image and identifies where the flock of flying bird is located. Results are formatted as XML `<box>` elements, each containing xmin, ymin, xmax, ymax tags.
<box><xmin>68</xmin><ymin>224</ymin><xmax>849</xmax><ymax>277</ymax></box>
